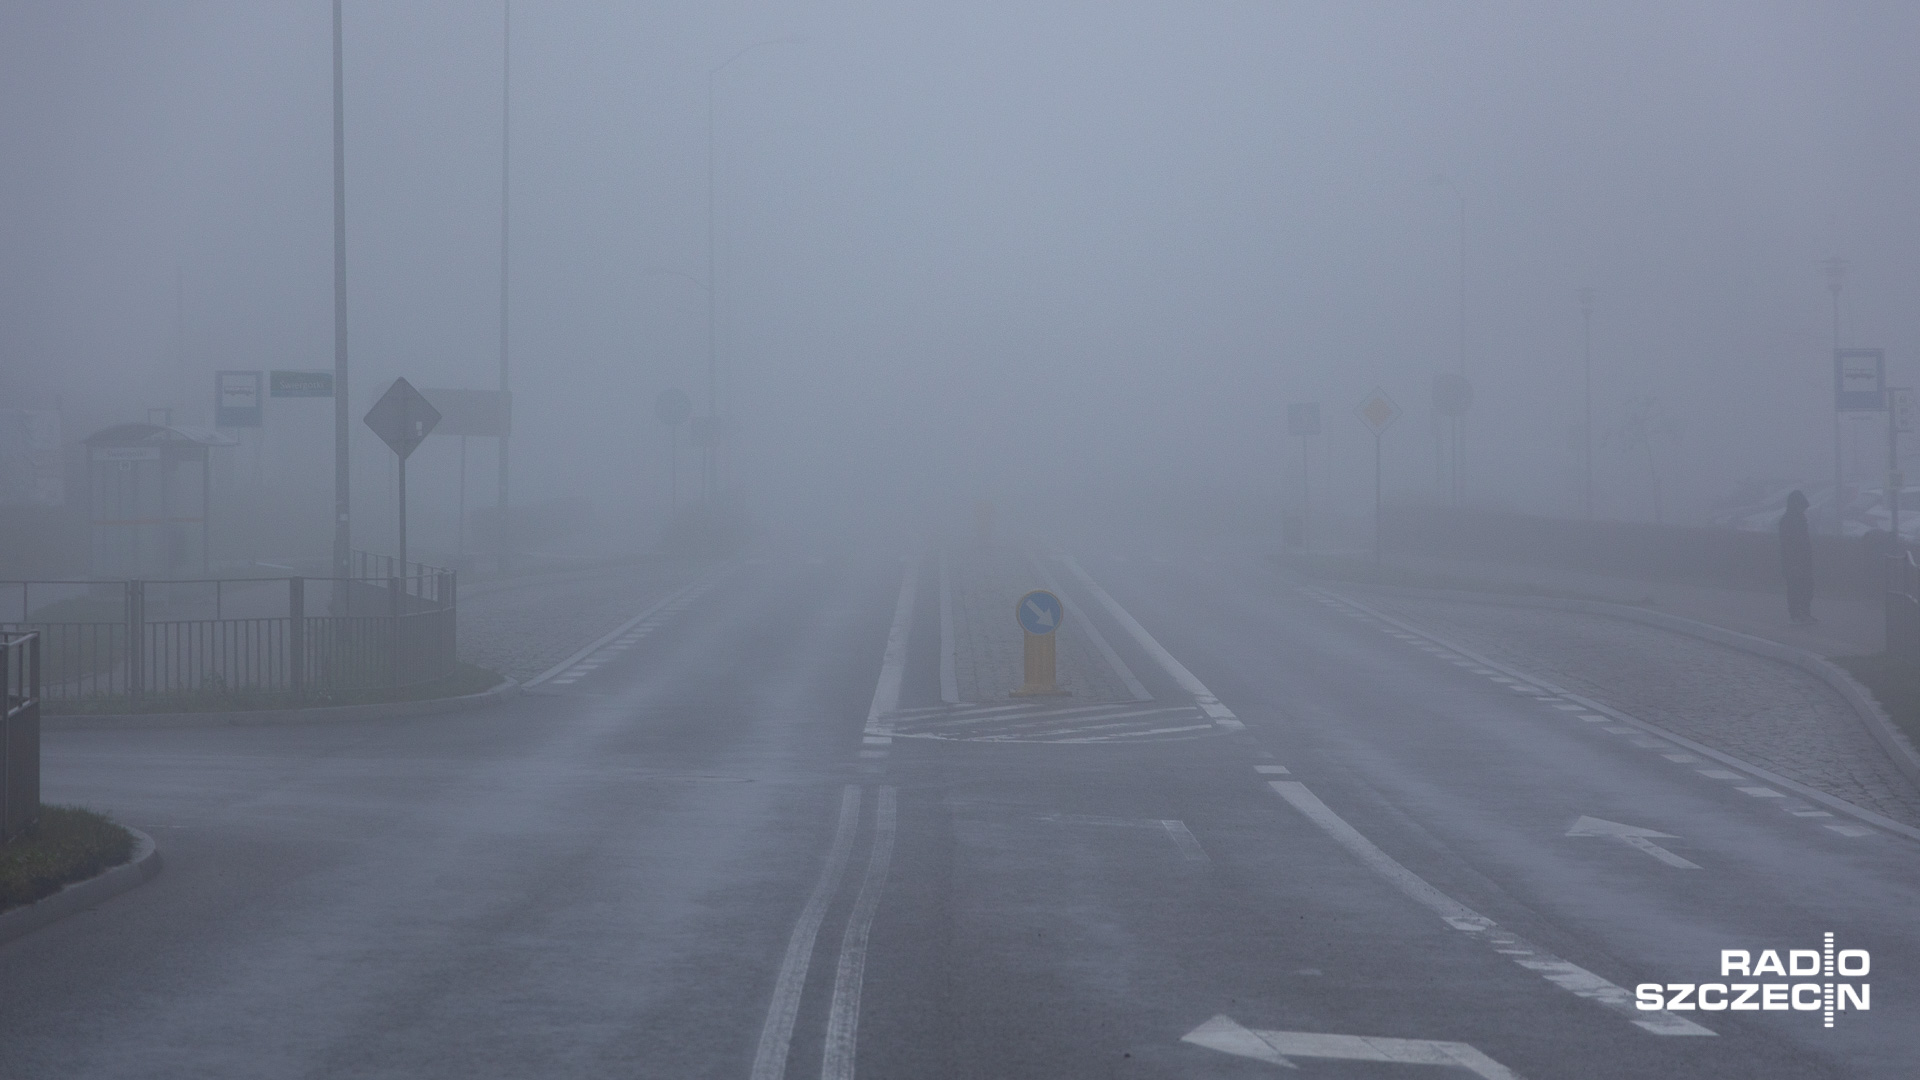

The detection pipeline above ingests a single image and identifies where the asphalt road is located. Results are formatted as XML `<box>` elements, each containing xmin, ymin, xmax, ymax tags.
<box><xmin>4</xmin><ymin>546</ymin><xmax>1915</xmax><ymax>1079</ymax></box>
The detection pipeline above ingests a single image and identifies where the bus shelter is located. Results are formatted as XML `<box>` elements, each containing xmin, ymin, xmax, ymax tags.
<box><xmin>84</xmin><ymin>423</ymin><xmax>236</xmax><ymax>579</ymax></box>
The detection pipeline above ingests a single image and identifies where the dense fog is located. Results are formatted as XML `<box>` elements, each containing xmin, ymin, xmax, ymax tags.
<box><xmin>7</xmin><ymin>1</ymin><xmax>1920</xmax><ymax>566</ymax></box>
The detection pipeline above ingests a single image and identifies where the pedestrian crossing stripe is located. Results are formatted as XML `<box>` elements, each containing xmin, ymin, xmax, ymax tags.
<box><xmin>883</xmin><ymin>701</ymin><xmax>1221</xmax><ymax>744</ymax></box>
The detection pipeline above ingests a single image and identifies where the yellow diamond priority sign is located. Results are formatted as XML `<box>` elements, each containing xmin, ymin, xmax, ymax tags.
<box><xmin>1355</xmin><ymin>388</ymin><xmax>1401</xmax><ymax>435</ymax></box>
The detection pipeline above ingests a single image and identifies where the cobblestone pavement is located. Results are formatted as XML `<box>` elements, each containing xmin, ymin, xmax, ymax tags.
<box><xmin>947</xmin><ymin>546</ymin><xmax>1132</xmax><ymax>704</ymax></box>
<box><xmin>1355</xmin><ymin>593</ymin><xmax>1920</xmax><ymax>828</ymax></box>
<box><xmin>457</xmin><ymin>560</ymin><xmax>704</xmax><ymax>683</ymax></box>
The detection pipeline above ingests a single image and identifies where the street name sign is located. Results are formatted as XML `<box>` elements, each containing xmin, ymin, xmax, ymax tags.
<box><xmin>1356</xmin><ymin>388</ymin><xmax>1401</xmax><ymax>435</ymax></box>
<box><xmin>1016</xmin><ymin>590</ymin><xmax>1063</xmax><ymax>636</ymax></box>
<box><xmin>1287</xmin><ymin>402</ymin><xmax>1320</xmax><ymax>437</ymax></box>
<box><xmin>1836</xmin><ymin>349</ymin><xmax>1886</xmax><ymax>411</ymax></box>
<box><xmin>270</xmin><ymin>370</ymin><xmax>335</xmax><ymax>398</ymax></box>
<box><xmin>364</xmin><ymin>378</ymin><xmax>441</xmax><ymax>460</ymax></box>
<box><xmin>215</xmin><ymin>370</ymin><xmax>263</xmax><ymax>427</ymax></box>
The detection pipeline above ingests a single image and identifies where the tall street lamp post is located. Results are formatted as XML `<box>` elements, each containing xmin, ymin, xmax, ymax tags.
<box><xmin>705</xmin><ymin>35</ymin><xmax>798</xmax><ymax>505</ymax></box>
<box><xmin>497</xmin><ymin>0</ymin><xmax>512</xmax><ymax>565</ymax></box>
<box><xmin>1432</xmin><ymin>175</ymin><xmax>1467</xmax><ymax>505</ymax></box>
<box><xmin>1580</xmin><ymin>287</ymin><xmax>1594</xmax><ymax>519</ymax></box>
<box><xmin>331</xmin><ymin>0</ymin><xmax>351</xmax><ymax>582</ymax></box>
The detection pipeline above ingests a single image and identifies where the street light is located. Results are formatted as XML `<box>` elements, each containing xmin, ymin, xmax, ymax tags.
<box><xmin>1580</xmin><ymin>287</ymin><xmax>1594</xmax><ymax>519</ymax></box>
<box><xmin>498</xmin><ymin>0</ymin><xmax>512</xmax><ymax>566</ymax></box>
<box><xmin>331</xmin><ymin>0</ymin><xmax>351</xmax><ymax>582</ymax></box>
<box><xmin>705</xmin><ymin>34</ymin><xmax>800</xmax><ymax>504</ymax></box>
<box><xmin>1431</xmin><ymin>174</ymin><xmax>1467</xmax><ymax>505</ymax></box>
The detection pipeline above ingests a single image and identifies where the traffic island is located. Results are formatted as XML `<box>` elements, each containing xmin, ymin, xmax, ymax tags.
<box><xmin>0</xmin><ymin>807</ymin><xmax>161</xmax><ymax>945</ymax></box>
<box><xmin>945</xmin><ymin>545</ymin><xmax>1136</xmax><ymax>704</ymax></box>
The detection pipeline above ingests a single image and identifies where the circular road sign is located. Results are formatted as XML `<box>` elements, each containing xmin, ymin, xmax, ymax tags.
<box><xmin>655</xmin><ymin>387</ymin><xmax>692</xmax><ymax>426</ymax></box>
<box><xmin>1016</xmin><ymin>589</ymin><xmax>1064</xmax><ymax>636</ymax></box>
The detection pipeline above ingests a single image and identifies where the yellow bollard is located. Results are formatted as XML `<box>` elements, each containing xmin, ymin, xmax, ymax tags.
<box><xmin>1012</xmin><ymin>589</ymin><xmax>1068</xmax><ymax>696</ymax></box>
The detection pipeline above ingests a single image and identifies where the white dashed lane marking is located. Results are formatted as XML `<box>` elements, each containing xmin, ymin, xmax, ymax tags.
<box><xmin>524</xmin><ymin>574</ymin><xmax>721</xmax><ymax>688</ymax></box>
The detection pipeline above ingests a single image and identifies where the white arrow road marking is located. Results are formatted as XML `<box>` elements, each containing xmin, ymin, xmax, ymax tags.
<box><xmin>1024</xmin><ymin>597</ymin><xmax>1056</xmax><ymax>629</ymax></box>
<box><xmin>1566</xmin><ymin>816</ymin><xmax>1700</xmax><ymax>869</ymax></box>
<box><xmin>1184</xmin><ymin>1016</ymin><xmax>1524</xmax><ymax>1079</ymax></box>
<box><xmin>1267</xmin><ymin>781</ymin><xmax>1713</xmax><ymax>1035</ymax></box>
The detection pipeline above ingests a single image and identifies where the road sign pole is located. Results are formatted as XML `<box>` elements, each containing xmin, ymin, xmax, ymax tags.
<box><xmin>1890</xmin><ymin>389</ymin><xmax>1904</xmax><ymax>581</ymax></box>
<box><xmin>1374</xmin><ymin>431</ymin><xmax>1384</xmax><ymax>568</ymax></box>
<box><xmin>398</xmin><ymin>453</ymin><xmax>407</xmax><ymax>573</ymax></box>
<box><xmin>1301</xmin><ymin>435</ymin><xmax>1311</xmax><ymax>551</ymax></box>
<box><xmin>457</xmin><ymin>435</ymin><xmax>467</xmax><ymax>558</ymax></box>
<box><xmin>669</xmin><ymin>423</ymin><xmax>678</xmax><ymax>515</ymax></box>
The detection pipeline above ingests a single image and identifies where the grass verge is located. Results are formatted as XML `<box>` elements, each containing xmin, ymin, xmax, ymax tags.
<box><xmin>44</xmin><ymin>662</ymin><xmax>505</xmax><ymax>716</ymax></box>
<box><xmin>0</xmin><ymin>805</ymin><xmax>136</xmax><ymax>912</ymax></box>
<box><xmin>1832</xmin><ymin>654</ymin><xmax>1920</xmax><ymax>749</ymax></box>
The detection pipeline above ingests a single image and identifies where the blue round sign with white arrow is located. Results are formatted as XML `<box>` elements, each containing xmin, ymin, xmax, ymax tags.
<box><xmin>1016</xmin><ymin>589</ymin><xmax>1064</xmax><ymax>636</ymax></box>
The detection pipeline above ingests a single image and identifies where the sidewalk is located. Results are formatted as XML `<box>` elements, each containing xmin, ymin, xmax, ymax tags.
<box><xmin>1303</xmin><ymin>550</ymin><xmax>1920</xmax><ymax>825</ymax></box>
<box><xmin>1372</xmin><ymin>552</ymin><xmax>1883</xmax><ymax>659</ymax></box>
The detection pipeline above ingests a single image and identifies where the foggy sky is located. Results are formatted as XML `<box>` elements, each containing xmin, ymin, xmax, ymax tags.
<box><xmin>7</xmin><ymin>1</ymin><xmax>1920</xmax><ymax>551</ymax></box>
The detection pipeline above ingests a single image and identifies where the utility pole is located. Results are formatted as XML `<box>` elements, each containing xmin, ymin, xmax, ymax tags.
<box><xmin>1580</xmin><ymin>287</ymin><xmax>1594</xmax><ymax>519</ymax></box>
<box><xmin>706</xmin><ymin>35</ymin><xmax>798</xmax><ymax>507</ymax></box>
<box><xmin>331</xmin><ymin>0</ymin><xmax>351</xmax><ymax>582</ymax></box>
<box><xmin>497</xmin><ymin>0</ymin><xmax>512</xmax><ymax>566</ymax></box>
<box><xmin>1825</xmin><ymin>257</ymin><xmax>1848</xmax><ymax>536</ymax></box>
<box><xmin>1432</xmin><ymin>174</ymin><xmax>1467</xmax><ymax>505</ymax></box>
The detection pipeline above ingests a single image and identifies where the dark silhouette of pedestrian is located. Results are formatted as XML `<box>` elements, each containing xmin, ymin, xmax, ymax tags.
<box><xmin>1780</xmin><ymin>490</ymin><xmax>1815</xmax><ymax>624</ymax></box>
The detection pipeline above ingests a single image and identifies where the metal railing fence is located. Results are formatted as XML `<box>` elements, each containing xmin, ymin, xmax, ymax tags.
<box><xmin>0</xmin><ymin>558</ymin><xmax>456</xmax><ymax>705</ymax></box>
<box><xmin>1</xmin><ymin>632</ymin><xmax>40</xmax><ymax>841</ymax></box>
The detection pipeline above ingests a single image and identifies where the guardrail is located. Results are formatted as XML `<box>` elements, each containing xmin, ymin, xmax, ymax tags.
<box><xmin>1</xmin><ymin>632</ymin><xmax>40</xmax><ymax>841</ymax></box>
<box><xmin>0</xmin><ymin>557</ymin><xmax>456</xmax><ymax>706</ymax></box>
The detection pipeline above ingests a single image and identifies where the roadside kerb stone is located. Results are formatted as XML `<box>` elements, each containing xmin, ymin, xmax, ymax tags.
<box><xmin>0</xmin><ymin>828</ymin><xmax>161</xmax><ymax>947</ymax></box>
<box><xmin>42</xmin><ymin>677</ymin><xmax>519</xmax><ymax>730</ymax></box>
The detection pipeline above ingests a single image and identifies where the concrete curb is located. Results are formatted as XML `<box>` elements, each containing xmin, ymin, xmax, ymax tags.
<box><xmin>0</xmin><ymin>828</ymin><xmax>160</xmax><ymax>947</ymax></box>
<box><xmin>1335</xmin><ymin>581</ymin><xmax>1920</xmax><ymax>794</ymax></box>
<box><xmin>43</xmin><ymin>677</ymin><xmax>521</xmax><ymax>731</ymax></box>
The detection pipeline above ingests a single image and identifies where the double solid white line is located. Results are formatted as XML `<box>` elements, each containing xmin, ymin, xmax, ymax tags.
<box><xmin>751</xmin><ymin>785</ymin><xmax>899</xmax><ymax>1080</ymax></box>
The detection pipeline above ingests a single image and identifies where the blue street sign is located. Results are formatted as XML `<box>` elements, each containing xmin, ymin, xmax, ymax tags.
<box><xmin>1016</xmin><ymin>590</ymin><xmax>1063</xmax><ymax>636</ymax></box>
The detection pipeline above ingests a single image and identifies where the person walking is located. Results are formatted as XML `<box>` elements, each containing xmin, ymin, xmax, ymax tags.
<box><xmin>1780</xmin><ymin>490</ymin><xmax>1816</xmax><ymax>625</ymax></box>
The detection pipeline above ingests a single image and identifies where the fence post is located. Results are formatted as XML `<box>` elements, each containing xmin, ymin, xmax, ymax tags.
<box><xmin>288</xmin><ymin>577</ymin><xmax>305</xmax><ymax>691</ymax></box>
<box><xmin>1</xmin><ymin>635</ymin><xmax>9</xmax><ymax>843</ymax></box>
<box><xmin>127</xmin><ymin>580</ymin><xmax>145</xmax><ymax>699</ymax></box>
<box><xmin>22</xmin><ymin>633</ymin><xmax>38</xmax><ymax>833</ymax></box>
<box><xmin>389</xmin><ymin>576</ymin><xmax>402</xmax><ymax>687</ymax></box>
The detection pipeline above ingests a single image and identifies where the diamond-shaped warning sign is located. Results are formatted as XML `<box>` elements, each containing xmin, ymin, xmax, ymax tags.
<box><xmin>364</xmin><ymin>377</ymin><xmax>441</xmax><ymax>460</ymax></box>
<box><xmin>1355</xmin><ymin>388</ymin><xmax>1401</xmax><ymax>435</ymax></box>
